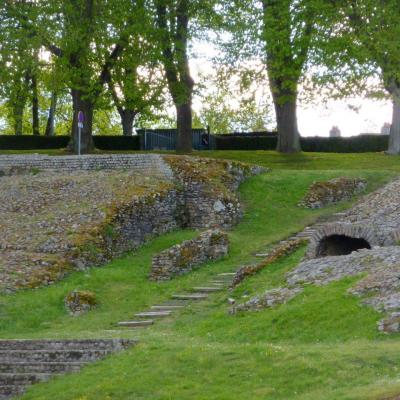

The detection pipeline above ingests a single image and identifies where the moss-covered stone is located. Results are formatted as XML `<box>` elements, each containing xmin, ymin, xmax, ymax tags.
<box><xmin>299</xmin><ymin>177</ymin><xmax>367</xmax><ymax>209</ymax></box>
<box><xmin>64</xmin><ymin>290</ymin><xmax>98</xmax><ymax>316</ymax></box>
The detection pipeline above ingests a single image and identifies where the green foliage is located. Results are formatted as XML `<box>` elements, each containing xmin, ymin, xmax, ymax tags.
<box><xmin>196</xmin><ymin>66</ymin><xmax>273</xmax><ymax>133</ymax></box>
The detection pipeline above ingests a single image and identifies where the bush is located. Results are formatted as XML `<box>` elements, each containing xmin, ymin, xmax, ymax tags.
<box><xmin>0</xmin><ymin>135</ymin><xmax>70</xmax><ymax>150</ymax></box>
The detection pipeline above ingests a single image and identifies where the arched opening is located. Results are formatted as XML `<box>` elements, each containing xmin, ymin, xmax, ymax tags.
<box><xmin>316</xmin><ymin>234</ymin><xmax>371</xmax><ymax>258</ymax></box>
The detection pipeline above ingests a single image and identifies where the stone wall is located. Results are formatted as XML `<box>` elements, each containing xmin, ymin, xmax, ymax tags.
<box><xmin>68</xmin><ymin>187</ymin><xmax>183</xmax><ymax>271</ymax></box>
<box><xmin>305</xmin><ymin>178</ymin><xmax>400</xmax><ymax>259</ymax></box>
<box><xmin>0</xmin><ymin>155</ymin><xmax>265</xmax><ymax>292</ymax></box>
<box><xmin>299</xmin><ymin>177</ymin><xmax>366</xmax><ymax>209</ymax></box>
<box><xmin>150</xmin><ymin>229</ymin><xmax>229</xmax><ymax>280</ymax></box>
<box><xmin>0</xmin><ymin>154</ymin><xmax>173</xmax><ymax>180</ymax></box>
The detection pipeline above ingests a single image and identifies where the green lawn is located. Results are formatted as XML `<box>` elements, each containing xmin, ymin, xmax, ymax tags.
<box><xmin>1</xmin><ymin>152</ymin><xmax>400</xmax><ymax>399</ymax></box>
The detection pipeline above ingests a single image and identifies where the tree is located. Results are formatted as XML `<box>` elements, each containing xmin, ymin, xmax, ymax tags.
<box><xmin>220</xmin><ymin>0</ymin><xmax>332</xmax><ymax>153</ymax></box>
<box><xmin>0</xmin><ymin>1</ymin><xmax>41</xmax><ymax>136</ymax></box>
<box><xmin>106</xmin><ymin>16</ymin><xmax>165</xmax><ymax>137</ymax></box>
<box><xmin>346</xmin><ymin>1</ymin><xmax>400</xmax><ymax>154</ymax></box>
<box><xmin>154</xmin><ymin>0</ymin><xmax>195</xmax><ymax>153</ymax></box>
<box><xmin>196</xmin><ymin>66</ymin><xmax>272</xmax><ymax>133</ymax></box>
<box><xmin>4</xmin><ymin>0</ymin><xmax>142</xmax><ymax>152</ymax></box>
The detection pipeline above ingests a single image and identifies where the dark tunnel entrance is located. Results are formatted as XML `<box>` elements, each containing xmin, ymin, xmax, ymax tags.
<box><xmin>316</xmin><ymin>234</ymin><xmax>371</xmax><ymax>258</ymax></box>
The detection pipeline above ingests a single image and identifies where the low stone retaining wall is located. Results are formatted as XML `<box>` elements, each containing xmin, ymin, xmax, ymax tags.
<box><xmin>150</xmin><ymin>229</ymin><xmax>229</xmax><ymax>280</ymax></box>
<box><xmin>0</xmin><ymin>154</ymin><xmax>173</xmax><ymax>180</ymax></box>
<box><xmin>299</xmin><ymin>177</ymin><xmax>366</xmax><ymax>209</ymax></box>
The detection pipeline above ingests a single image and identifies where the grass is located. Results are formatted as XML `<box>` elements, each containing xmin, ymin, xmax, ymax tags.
<box><xmin>1</xmin><ymin>152</ymin><xmax>400</xmax><ymax>399</ymax></box>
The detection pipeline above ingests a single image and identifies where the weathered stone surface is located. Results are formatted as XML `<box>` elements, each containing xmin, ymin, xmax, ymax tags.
<box><xmin>0</xmin><ymin>154</ymin><xmax>174</xmax><ymax>179</ymax></box>
<box><xmin>378</xmin><ymin>312</ymin><xmax>400</xmax><ymax>333</ymax></box>
<box><xmin>0</xmin><ymin>155</ymin><xmax>265</xmax><ymax>293</ymax></box>
<box><xmin>234</xmin><ymin>246</ymin><xmax>400</xmax><ymax>332</ymax></box>
<box><xmin>165</xmin><ymin>156</ymin><xmax>266</xmax><ymax>229</ymax></box>
<box><xmin>288</xmin><ymin>247</ymin><xmax>400</xmax><ymax>287</ymax></box>
<box><xmin>231</xmin><ymin>287</ymin><xmax>303</xmax><ymax>313</ymax></box>
<box><xmin>231</xmin><ymin>238</ymin><xmax>305</xmax><ymax>288</ymax></box>
<box><xmin>150</xmin><ymin>229</ymin><xmax>229</xmax><ymax>280</ymax></box>
<box><xmin>299</xmin><ymin>177</ymin><xmax>366</xmax><ymax>209</ymax></box>
<box><xmin>0</xmin><ymin>339</ymin><xmax>135</xmax><ymax>399</ymax></box>
<box><xmin>305</xmin><ymin>178</ymin><xmax>400</xmax><ymax>259</ymax></box>
<box><xmin>64</xmin><ymin>290</ymin><xmax>98</xmax><ymax>316</ymax></box>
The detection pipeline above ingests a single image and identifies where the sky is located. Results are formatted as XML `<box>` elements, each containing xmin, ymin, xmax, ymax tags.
<box><xmin>192</xmin><ymin>40</ymin><xmax>393</xmax><ymax>138</ymax></box>
<box><xmin>298</xmin><ymin>98</ymin><xmax>392</xmax><ymax>137</ymax></box>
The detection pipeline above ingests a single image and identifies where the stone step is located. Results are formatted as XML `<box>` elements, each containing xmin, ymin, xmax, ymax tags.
<box><xmin>172</xmin><ymin>294</ymin><xmax>208</xmax><ymax>300</ymax></box>
<box><xmin>0</xmin><ymin>385</ymin><xmax>25</xmax><ymax>399</ymax></box>
<box><xmin>209</xmin><ymin>281</ymin><xmax>226</xmax><ymax>285</ymax></box>
<box><xmin>134</xmin><ymin>311</ymin><xmax>171</xmax><ymax>318</ymax></box>
<box><xmin>218</xmin><ymin>273</ymin><xmax>236</xmax><ymax>277</ymax></box>
<box><xmin>151</xmin><ymin>305</ymin><xmax>185</xmax><ymax>311</ymax></box>
<box><xmin>192</xmin><ymin>287</ymin><xmax>223</xmax><ymax>293</ymax></box>
<box><xmin>255</xmin><ymin>253</ymin><xmax>269</xmax><ymax>258</ymax></box>
<box><xmin>0</xmin><ymin>373</ymin><xmax>51</xmax><ymax>386</ymax></box>
<box><xmin>0</xmin><ymin>362</ymin><xmax>85</xmax><ymax>374</ymax></box>
<box><xmin>0</xmin><ymin>339</ymin><xmax>133</xmax><ymax>351</ymax></box>
<box><xmin>117</xmin><ymin>320</ymin><xmax>154</xmax><ymax>328</ymax></box>
<box><xmin>0</xmin><ymin>349</ymin><xmax>112</xmax><ymax>363</ymax></box>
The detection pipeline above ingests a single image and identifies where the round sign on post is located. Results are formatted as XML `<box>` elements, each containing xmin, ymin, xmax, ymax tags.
<box><xmin>77</xmin><ymin>111</ymin><xmax>84</xmax><ymax>156</ymax></box>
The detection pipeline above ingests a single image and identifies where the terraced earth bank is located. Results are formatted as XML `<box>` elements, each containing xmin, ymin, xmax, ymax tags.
<box><xmin>0</xmin><ymin>155</ymin><xmax>262</xmax><ymax>293</ymax></box>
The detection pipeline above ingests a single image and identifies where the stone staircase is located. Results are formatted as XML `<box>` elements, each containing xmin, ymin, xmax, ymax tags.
<box><xmin>117</xmin><ymin>273</ymin><xmax>235</xmax><ymax>329</ymax></box>
<box><xmin>0</xmin><ymin>339</ymin><xmax>135</xmax><ymax>399</ymax></box>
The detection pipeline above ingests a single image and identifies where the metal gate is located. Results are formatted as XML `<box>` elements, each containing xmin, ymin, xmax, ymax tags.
<box><xmin>138</xmin><ymin>129</ymin><xmax>209</xmax><ymax>151</ymax></box>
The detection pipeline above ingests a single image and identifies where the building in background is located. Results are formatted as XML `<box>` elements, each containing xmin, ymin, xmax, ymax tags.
<box><xmin>329</xmin><ymin>126</ymin><xmax>341</xmax><ymax>138</ymax></box>
<box><xmin>380</xmin><ymin>123</ymin><xmax>391</xmax><ymax>135</ymax></box>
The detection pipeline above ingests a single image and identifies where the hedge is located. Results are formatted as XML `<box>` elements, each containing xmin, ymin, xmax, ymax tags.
<box><xmin>0</xmin><ymin>135</ymin><xmax>70</xmax><ymax>150</ymax></box>
<box><xmin>0</xmin><ymin>133</ymin><xmax>390</xmax><ymax>153</ymax></box>
<box><xmin>214</xmin><ymin>135</ymin><xmax>277</xmax><ymax>150</ymax></box>
<box><xmin>93</xmin><ymin>135</ymin><xmax>140</xmax><ymax>150</ymax></box>
<box><xmin>301</xmin><ymin>135</ymin><xmax>388</xmax><ymax>153</ymax></box>
<box><xmin>213</xmin><ymin>134</ymin><xmax>389</xmax><ymax>153</ymax></box>
<box><xmin>0</xmin><ymin>135</ymin><xmax>140</xmax><ymax>151</ymax></box>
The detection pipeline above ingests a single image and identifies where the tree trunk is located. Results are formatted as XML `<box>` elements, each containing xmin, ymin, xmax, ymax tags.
<box><xmin>45</xmin><ymin>92</ymin><xmax>57</xmax><ymax>136</ymax></box>
<box><xmin>13</xmin><ymin>101</ymin><xmax>25</xmax><ymax>136</ymax></box>
<box><xmin>118</xmin><ymin>109</ymin><xmax>136</xmax><ymax>136</ymax></box>
<box><xmin>176</xmin><ymin>102</ymin><xmax>192</xmax><ymax>153</ymax></box>
<box><xmin>69</xmin><ymin>89</ymin><xmax>94</xmax><ymax>154</ymax></box>
<box><xmin>387</xmin><ymin>93</ymin><xmax>400</xmax><ymax>155</ymax></box>
<box><xmin>31</xmin><ymin>74</ymin><xmax>40</xmax><ymax>136</ymax></box>
<box><xmin>274</xmin><ymin>96</ymin><xmax>301</xmax><ymax>153</ymax></box>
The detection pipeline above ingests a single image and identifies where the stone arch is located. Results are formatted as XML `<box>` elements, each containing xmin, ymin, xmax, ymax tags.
<box><xmin>305</xmin><ymin>223</ymin><xmax>379</xmax><ymax>259</ymax></box>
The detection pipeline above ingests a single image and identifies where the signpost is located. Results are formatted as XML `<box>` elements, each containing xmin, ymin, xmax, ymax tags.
<box><xmin>77</xmin><ymin>111</ymin><xmax>84</xmax><ymax>156</ymax></box>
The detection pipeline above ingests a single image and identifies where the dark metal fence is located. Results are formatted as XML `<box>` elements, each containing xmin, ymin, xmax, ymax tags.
<box><xmin>137</xmin><ymin>129</ymin><xmax>208</xmax><ymax>151</ymax></box>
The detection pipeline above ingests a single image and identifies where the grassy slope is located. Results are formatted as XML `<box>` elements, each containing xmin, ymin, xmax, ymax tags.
<box><xmin>1</xmin><ymin>152</ymin><xmax>400</xmax><ymax>399</ymax></box>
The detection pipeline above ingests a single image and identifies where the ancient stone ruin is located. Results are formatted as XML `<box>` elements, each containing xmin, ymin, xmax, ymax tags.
<box><xmin>298</xmin><ymin>177</ymin><xmax>366</xmax><ymax>209</ymax></box>
<box><xmin>150</xmin><ymin>229</ymin><xmax>229</xmax><ymax>281</ymax></box>
<box><xmin>233</xmin><ymin>177</ymin><xmax>400</xmax><ymax>333</ymax></box>
<box><xmin>0</xmin><ymin>154</ymin><xmax>264</xmax><ymax>293</ymax></box>
<box><xmin>305</xmin><ymin>178</ymin><xmax>400</xmax><ymax>259</ymax></box>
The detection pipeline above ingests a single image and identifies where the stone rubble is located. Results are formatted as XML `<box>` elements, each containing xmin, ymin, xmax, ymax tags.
<box><xmin>299</xmin><ymin>177</ymin><xmax>367</xmax><ymax>209</ymax></box>
<box><xmin>150</xmin><ymin>229</ymin><xmax>229</xmax><ymax>280</ymax></box>
<box><xmin>0</xmin><ymin>155</ymin><xmax>265</xmax><ymax>293</ymax></box>
<box><xmin>64</xmin><ymin>290</ymin><xmax>98</xmax><ymax>316</ymax></box>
